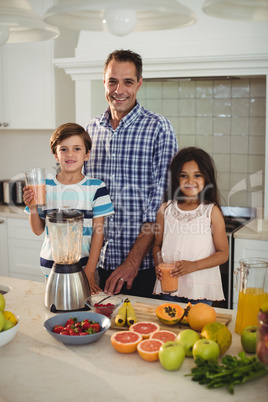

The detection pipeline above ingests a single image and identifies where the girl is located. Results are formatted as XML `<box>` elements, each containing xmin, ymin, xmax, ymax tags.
<box><xmin>153</xmin><ymin>147</ymin><xmax>228</xmax><ymax>305</ymax></box>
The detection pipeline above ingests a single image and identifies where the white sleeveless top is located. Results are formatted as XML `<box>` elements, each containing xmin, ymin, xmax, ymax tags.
<box><xmin>153</xmin><ymin>202</ymin><xmax>225</xmax><ymax>301</ymax></box>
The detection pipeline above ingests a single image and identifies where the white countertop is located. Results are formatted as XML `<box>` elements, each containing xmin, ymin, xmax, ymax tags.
<box><xmin>0</xmin><ymin>205</ymin><xmax>27</xmax><ymax>219</ymax></box>
<box><xmin>1</xmin><ymin>205</ymin><xmax>268</xmax><ymax>241</ymax></box>
<box><xmin>0</xmin><ymin>276</ymin><xmax>267</xmax><ymax>402</ymax></box>
<box><xmin>234</xmin><ymin>219</ymin><xmax>268</xmax><ymax>241</ymax></box>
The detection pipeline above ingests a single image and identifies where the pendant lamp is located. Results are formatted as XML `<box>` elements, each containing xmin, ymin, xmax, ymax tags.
<box><xmin>0</xmin><ymin>0</ymin><xmax>59</xmax><ymax>46</ymax></box>
<box><xmin>44</xmin><ymin>0</ymin><xmax>196</xmax><ymax>37</ymax></box>
<box><xmin>203</xmin><ymin>0</ymin><xmax>268</xmax><ymax>22</ymax></box>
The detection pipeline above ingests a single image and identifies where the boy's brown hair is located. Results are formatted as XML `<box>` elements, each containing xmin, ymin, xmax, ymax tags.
<box><xmin>50</xmin><ymin>122</ymin><xmax>92</xmax><ymax>155</ymax></box>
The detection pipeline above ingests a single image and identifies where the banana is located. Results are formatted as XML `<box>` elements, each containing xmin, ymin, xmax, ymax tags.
<box><xmin>126</xmin><ymin>299</ymin><xmax>137</xmax><ymax>326</ymax></box>
<box><xmin>115</xmin><ymin>298</ymin><xmax>128</xmax><ymax>327</ymax></box>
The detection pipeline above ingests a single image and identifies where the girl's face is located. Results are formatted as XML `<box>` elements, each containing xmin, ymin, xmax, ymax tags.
<box><xmin>178</xmin><ymin>160</ymin><xmax>205</xmax><ymax>199</ymax></box>
<box><xmin>55</xmin><ymin>135</ymin><xmax>89</xmax><ymax>174</ymax></box>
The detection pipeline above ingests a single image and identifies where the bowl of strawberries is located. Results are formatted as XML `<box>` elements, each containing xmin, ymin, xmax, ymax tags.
<box><xmin>44</xmin><ymin>311</ymin><xmax>111</xmax><ymax>345</ymax></box>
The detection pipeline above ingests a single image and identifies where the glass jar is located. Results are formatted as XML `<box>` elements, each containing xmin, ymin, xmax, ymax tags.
<box><xmin>256</xmin><ymin>308</ymin><xmax>268</xmax><ymax>367</ymax></box>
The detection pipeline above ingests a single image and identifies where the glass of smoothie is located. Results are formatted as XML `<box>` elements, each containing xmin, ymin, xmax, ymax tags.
<box><xmin>157</xmin><ymin>250</ymin><xmax>181</xmax><ymax>293</ymax></box>
<box><xmin>25</xmin><ymin>168</ymin><xmax>46</xmax><ymax>207</ymax></box>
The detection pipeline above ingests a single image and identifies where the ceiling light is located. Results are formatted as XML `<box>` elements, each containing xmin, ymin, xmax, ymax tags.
<box><xmin>44</xmin><ymin>0</ymin><xmax>196</xmax><ymax>37</ymax></box>
<box><xmin>0</xmin><ymin>0</ymin><xmax>59</xmax><ymax>45</ymax></box>
<box><xmin>203</xmin><ymin>0</ymin><xmax>268</xmax><ymax>21</ymax></box>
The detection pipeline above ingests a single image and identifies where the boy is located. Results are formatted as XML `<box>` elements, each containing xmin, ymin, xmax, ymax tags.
<box><xmin>23</xmin><ymin>122</ymin><xmax>114</xmax><ymax>293</ymax></box>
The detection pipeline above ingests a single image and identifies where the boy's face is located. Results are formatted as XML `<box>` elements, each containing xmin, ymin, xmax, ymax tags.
<box><xmin>55</xmin><ymin>135</ymin><xmax>89</xmax><ymax>174</ymax></box>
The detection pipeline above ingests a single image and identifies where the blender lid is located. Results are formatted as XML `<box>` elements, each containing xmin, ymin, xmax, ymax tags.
<box><xmin>47</xmin><ymin>207</ymin><xmax>84</xmax><ymax>223</ymax></box>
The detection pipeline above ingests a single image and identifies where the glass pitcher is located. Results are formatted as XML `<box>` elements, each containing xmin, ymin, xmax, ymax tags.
<box><xmin>234</xmin><ymin>258</ymin><xmax>268</xmax><ymax>334</ymax></box>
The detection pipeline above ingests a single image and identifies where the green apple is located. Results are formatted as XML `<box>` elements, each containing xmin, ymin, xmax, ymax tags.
<box><xmin>2</xmin><ymin>319</ymin><xmax>15</xmax><ymax>331</ymax></box>
<box><xmin>159</xmin><ymin>341</ymin><xmax>185</xmax><ymax>371</ymax></box>
<box><xmin>177</xmin><ymin>329</ymin><xmax>200</xmax><ymax>357</ymax></box>
<box><xmin>0</xmin><ymin>293</ymin><xmax>5</xmax><ymax>312</ymax></box>
<box><xmin>192</xmin><ymin>339</ymin><xmax>220</xmax><ymax>362</ymax></box>
<box><xmin>0</xmin><ymin>311</ymin><xmax>5</xmax><ymax>331</ymax></box>
<box><xmin>241</xmin><ymin>325</ymin><xmax>257</xmax><ymax>354</ymax></box>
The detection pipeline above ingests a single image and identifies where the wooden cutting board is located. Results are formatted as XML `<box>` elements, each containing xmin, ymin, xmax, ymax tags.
<box><xmin>110</xmin><ymin>302</ymin><xmax>232</xmax><ymax>334</ymax></box>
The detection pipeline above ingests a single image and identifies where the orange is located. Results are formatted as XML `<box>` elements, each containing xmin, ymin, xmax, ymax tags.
<box><xmin>187</xmin><ymin>303</ymin><xmax>216</xmax><ymax>332</ymax></box>
<box><xmin>149</xmin><ymin>330</ymin><xmax>177</xmax><ymax>343</ymax></box>
<box><xmin>129</xmin><ymin>322</ymin><xmax>160</xmax><ymax>339</ymax></box>
<box><xmin>111</xmin><ymin>331</ymin><xmax>142</xmax><ymax>353</ymax></box>
<box><xmin>137</xmin><ymin>339</ymin><xmax>164</xmax><ymax>362</ymax></box>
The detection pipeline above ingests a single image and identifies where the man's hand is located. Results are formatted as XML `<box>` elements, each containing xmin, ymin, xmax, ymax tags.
<box><xmin>104</xmin><ymin>260</ymin><xmax>139</xmax><ymax>295</ymax></box>
<box><xmin>104</xmin><ymin>222</ymin><xmax>155</xmax><ymax>295</ymax></box>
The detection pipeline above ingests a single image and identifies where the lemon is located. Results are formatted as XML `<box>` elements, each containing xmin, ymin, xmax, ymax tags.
<box><xmin>201</xmin><ymin>321</ymin><xmax>232</xmax><ymax>355</ymax></box>
<box><xmin>3</xmin><ymin>311</ymin><xmax>17</xmax><ymax>325</ymax></box>
<box><xmin>260</xmin><ymin>302</ymin><xmax>268</xmax><ymax>314</ymax></box>
<box><xmin>0</xmin><ymin>293</ymin><xmax>5</xmax><ymax>312</ymax></box>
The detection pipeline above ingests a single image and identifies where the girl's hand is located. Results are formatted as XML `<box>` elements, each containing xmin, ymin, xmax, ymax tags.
<box><xmin>155</xmin><ymin>265</ymin><xmax>162</xmax><ymax>281</ymax></box>
<box><xmin>170</xmin><ymin>260</ymin><xmax>197</xmax><ymax>277</ymax></box>
<box><xmin>23</xmin><ymin>186</ymin><xmax>35</xmax><ymax>208</ymax></box>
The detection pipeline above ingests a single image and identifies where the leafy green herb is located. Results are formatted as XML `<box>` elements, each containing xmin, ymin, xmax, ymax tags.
<box><xmin>185</xmin><ymin>352</ymin><xmax>268</xmax><ymax>394</ymax></box>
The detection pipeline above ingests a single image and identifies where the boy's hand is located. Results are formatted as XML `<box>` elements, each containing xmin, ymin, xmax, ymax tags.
<box><xmin>23</xmin><ymin>186</ymin><xmax>35</xmax><ymax>208</ymax></box>
<box><xmin>85</xmin><ymin>272</ymin><xmax>102</xmax><ymax>295</ymax></box>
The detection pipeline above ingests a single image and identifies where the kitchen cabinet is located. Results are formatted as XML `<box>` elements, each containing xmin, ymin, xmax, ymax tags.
<box><xmin>0</xmin><ymin>34</ymin><xmax>75</xmax><ymax>130</ymax></box>
<box><xmin>7</xmin><ymin>218</ymin><xmax>44</xmax><ymax>282</ymax></box>
<box><xmin>0</xmin><ymin>214</ymin><xmax>44</xmax><ymax>282</ymax></box>
<box><xmin>0</xmin><ymin>41</ymin><xmax>55</xmax><ymax>130</ymax></box>
<box><xmin>0</xmin><ymin>217</ymin><xmax>9</xmax><ymax>276</ymax></box>
<box><xmin>233</xmin><ymin>238</ymin><xmax>268</xmax><ymax>309</ymax></box>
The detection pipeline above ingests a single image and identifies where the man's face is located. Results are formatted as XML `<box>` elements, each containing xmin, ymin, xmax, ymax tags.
<box><xmin>104</xmin><ymin>59</ymin><xmax>142</xmax><ymax>119</ymax></box>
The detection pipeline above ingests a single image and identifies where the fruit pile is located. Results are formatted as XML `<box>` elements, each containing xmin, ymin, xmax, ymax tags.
<box><xmin>52</xmin><ymin>317</ymin><xmax>100</xmax><ymax>336</ymax></box>
<box><xmin>110</xmin><ymin>300</ymin><xmax>268</xmax><ymax>393</ymax></box>
<box><xmin>0</xmin><ymin>293</ymin><xmax>18</xmax><ymax>333</ymax></box>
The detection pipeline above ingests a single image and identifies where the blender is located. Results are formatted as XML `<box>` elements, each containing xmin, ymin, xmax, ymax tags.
<box><xmin>45</xmin><ymin>207</ymin><xmax>90</xmax><ymax>312</ymax></box>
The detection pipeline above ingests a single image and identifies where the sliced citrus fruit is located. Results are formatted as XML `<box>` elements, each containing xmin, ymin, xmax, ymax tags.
<box><xmin>129</xmin><ymin>322</ymin><xmax>160</xmax><ymax>339</ymax></box>
<box><xmin>111</xmin><ymin>331</ymin><xmax>142</xmax><ymax>353</ymax></box>
<box><xmin>137</xmin><ymin>339</ymin><xmax>164</xmax><ymax>362</ymax></box>
<box><xmin>3</xmin><ymin>311</ymin><xmax>17</xmax><ymax>325</ymax></box>
<box><xmin>149</xmin><ymin>329</ymin><xmax>177</xmax><ymax>343</ymax></box>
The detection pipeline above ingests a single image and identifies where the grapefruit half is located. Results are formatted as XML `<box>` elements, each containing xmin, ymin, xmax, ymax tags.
<box><xmin>129</xmin><ymin>322</ymin><xmax>160</xmax><ymax>339</ymax></box>
<box><xmin>137</xmin><ymin>339</ymin><xmax>164</xmax><ymax>362</ymax></box>
<box><xmin>111</xmin><ymin>331</ymin><xmax>142</xmax><ymax>353</ymax></box>
<box><xmin>149</xmin><ymin>330</ymin><xmax>177</xmax><ymax>343</ymax></box>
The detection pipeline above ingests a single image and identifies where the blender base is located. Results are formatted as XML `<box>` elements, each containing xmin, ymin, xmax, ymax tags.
<box><xmin>49</xmin><ymin>303</ymin><xmax>91</xmax><ymax>314</ymax></box>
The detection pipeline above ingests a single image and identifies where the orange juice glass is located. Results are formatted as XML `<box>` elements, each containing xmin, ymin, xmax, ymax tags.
<box><xmin>25</xmin><ymin>168</ymin><xmax>46</xmax><ymax>206</ymax></box>
<box><xmin>234</xmin><ymin>258</ymin><xmax>268</xmax><ymax>335</ymax></box>
<box><xmin>157</xmin><ymin>250</ymin><xmax>180</xmax><ymax>293</ymax></box>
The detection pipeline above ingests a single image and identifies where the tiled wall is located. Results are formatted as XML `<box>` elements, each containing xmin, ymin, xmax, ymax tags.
<box><xmin>138</xmin><ymin>77</ymin><xmax>266</xmax><ymax>211</ymax></box>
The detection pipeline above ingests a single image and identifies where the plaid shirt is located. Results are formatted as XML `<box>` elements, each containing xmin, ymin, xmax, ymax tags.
<box><xmin>84</xmin><ymin>102</ymin><xmax>178</xmax><ymax>271</ymax></box>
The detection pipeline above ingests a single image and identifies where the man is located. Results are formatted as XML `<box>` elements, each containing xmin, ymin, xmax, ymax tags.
<box><xmin>84</xmin><ymin>49</ymin><xmax>178</xmax><ymax>297</ymax></box>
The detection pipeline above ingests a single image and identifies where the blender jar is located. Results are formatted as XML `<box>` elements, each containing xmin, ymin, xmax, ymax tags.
<box><xmin>46</xmin><ymin>207</ymin><xmax>84</xmax><ymax>265</ymax></box>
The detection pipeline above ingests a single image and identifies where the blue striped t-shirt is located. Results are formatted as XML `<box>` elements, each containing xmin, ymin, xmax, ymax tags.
<box><xmin>25</xmin><ymin>175</ymin><xmax>114</xmax><ymax>277</ymax></box>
